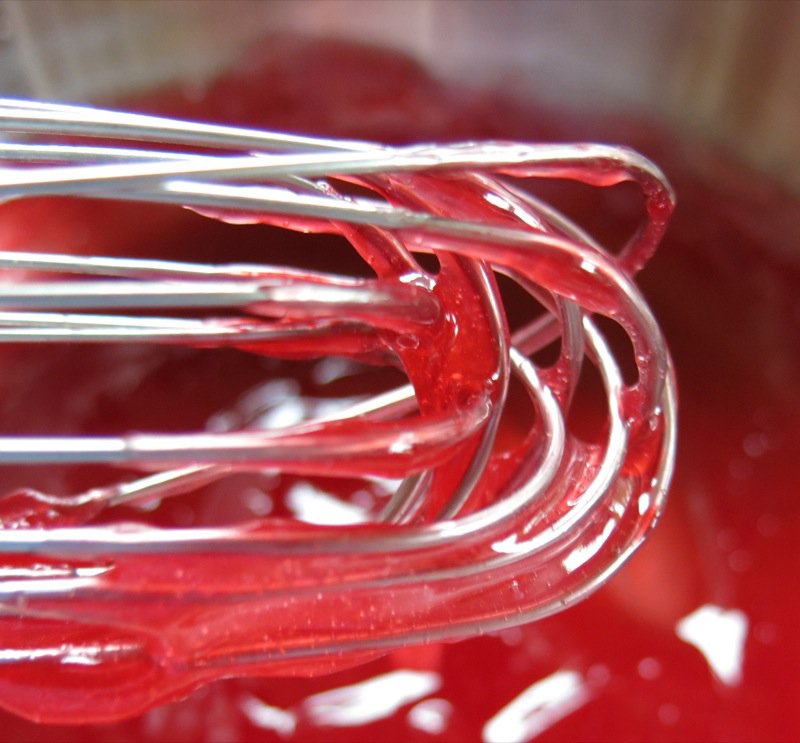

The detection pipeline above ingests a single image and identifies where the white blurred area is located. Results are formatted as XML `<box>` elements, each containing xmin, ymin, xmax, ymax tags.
<box><xmin>0</xmin><ymin>0</ymin><xmax>798</xmax><ymax>188</ymax></box>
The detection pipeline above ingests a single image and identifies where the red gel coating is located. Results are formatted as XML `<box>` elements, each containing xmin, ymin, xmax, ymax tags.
<box><xmin>0</xmin><ymin>36</ymin><xmax>798</xmax><ymax>741</ymax></box>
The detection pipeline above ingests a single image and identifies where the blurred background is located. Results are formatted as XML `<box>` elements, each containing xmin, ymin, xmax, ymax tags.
<box><xmin>1</xmin><ymin>0</ymin><xmax>799</xmax><ymax>190</ymax></box>
<box><xmin>0</xmin><ymin>1</ymin><xmax>798</xmax><ymax>741</ymax></box>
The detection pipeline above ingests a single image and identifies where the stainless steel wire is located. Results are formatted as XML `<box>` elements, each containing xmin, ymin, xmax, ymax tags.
<box><xmin>0</xmin><ymin>99</ymin><xmax>676</xmax><ymax>684</ymax></box>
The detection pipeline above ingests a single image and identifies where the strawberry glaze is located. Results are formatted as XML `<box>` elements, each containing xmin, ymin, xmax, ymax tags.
<box><xmin>0</xmin><ymin>37</ymin><xmax>796</xmax><ymax>741</ymax></box>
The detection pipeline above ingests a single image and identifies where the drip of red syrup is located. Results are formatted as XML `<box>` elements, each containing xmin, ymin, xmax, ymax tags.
<box><xmin>0</xmin><ymin>36</ymin><xmax>797</xmax><ymax>741</ymax></box>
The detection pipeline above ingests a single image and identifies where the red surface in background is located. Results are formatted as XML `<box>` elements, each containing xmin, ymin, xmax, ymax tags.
<box><xmin>0</xmin><ymin>37</ymin><xmax>798</xmax><ymax>741</ymax></box>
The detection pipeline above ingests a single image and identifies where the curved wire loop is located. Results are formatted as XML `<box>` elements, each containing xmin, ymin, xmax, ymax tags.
<box><xmin>0</xmin><ymin>100</ymin><xmax>676</xmax><ymax>722</ymax></box>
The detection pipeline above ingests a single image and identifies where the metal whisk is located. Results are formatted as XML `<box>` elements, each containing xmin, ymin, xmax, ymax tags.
<box><xmin>0</xmin><ymin>98</ymin><xmax>675</xmax><ymax>723</ymax></box>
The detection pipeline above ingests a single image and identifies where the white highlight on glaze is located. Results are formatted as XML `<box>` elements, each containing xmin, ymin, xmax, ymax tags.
<box><xmin>239</xmin><ymin>694</ymin><xmax>297</xmax><ymax>737</ymax></box>
<box><xmin>562</xmin><ymin>517</ymin><xmax>616</xmax><ymax>572</ymax></box>
<box><xmin>407</xmin><ymin>697</ymin><xmax>453</xmax><ymax>734</ymax></box>
<box><xmin>482</xmin><ymin>670</ymin><xmax>591</xmax><ymax>743</ymax></box>
<box><xmin>675</xmin><ymin>604</ymin><xmax>749</xmax><ymax>686</ymax></box>
<box><xmin>285</xmin><ymin>481</ymin><xmax>370</xmax><ymax>526</ymax></box>
<box><xmin>303</xmin><ymin>669</ymin><xmax>441</xmax><ymax>727</ymax></box>
<box><xmin>311</xmin><ymin>356</ymin><xmax>360</xmax><ymax>385</ymax></box>
<box><xmin>483</xmin><ymin>191</ymin><xmax>545</xmax><ymax>230</ymax></box>
<box><xmin>255</xmin><ymin>397</ymin><xmax>307</xmax><ymax>430</ymax></box>
<box><xmin>637</xmin><ymin>656</ymin><xmax>662</xmax><ymax>680</ymax></box>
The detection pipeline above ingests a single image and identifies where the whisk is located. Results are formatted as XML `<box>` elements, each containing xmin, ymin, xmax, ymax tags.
<box><xmin>0</xmin><ymin>98</ymin><xmax>676</xmax><ymax>723</ymax></box>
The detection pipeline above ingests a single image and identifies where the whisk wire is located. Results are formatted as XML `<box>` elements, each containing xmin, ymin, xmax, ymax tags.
<box><xmin>0</xmin><ymin>99</ymin><xmax>676</xmax><ymax>709</ymax></box>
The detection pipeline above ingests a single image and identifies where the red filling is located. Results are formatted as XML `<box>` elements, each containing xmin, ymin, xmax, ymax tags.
<box><xmin>0</xmin><ymin>36</ymin><xmax>798</xmax><ymax>741</ymax></box>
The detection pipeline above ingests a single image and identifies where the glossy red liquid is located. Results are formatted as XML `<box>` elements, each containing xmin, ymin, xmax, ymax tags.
<box><xmin>0</xmin><ymin>37</ymin><xmax>798</xmax><ymax>741</ymax></box>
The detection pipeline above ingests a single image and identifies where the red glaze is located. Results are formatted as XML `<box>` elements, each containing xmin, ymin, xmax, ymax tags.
<box><xmin>0</xmin><ymin>36</ymin><xmax>797</xmax><ymax>741</ymax></box>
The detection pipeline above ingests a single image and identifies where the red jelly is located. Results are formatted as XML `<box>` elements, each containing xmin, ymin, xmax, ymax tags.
<box><xmin>0</xmin><ymin>36</ymin><xmax>798</xmax><ymax>742</ymax></box>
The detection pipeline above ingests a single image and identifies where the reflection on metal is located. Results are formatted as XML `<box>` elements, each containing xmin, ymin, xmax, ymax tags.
<box><xmin>675</xmin><ymin>604</ymin><xmax>749</xmax><ymax>686</ymax></box>
<box><xmin>562</xmin><ymin>517</ymin><xmax>616</xmax><ymax>572</ymax></box>
<box><xmin>482</xmin><ymin>669</ymin><xmax>591</xmax><ymax>743</ymax></box>
<box><xmin>0</xmin><ymin>642</ymin><xmax>137</xmax><ymax>667</ymax></box>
